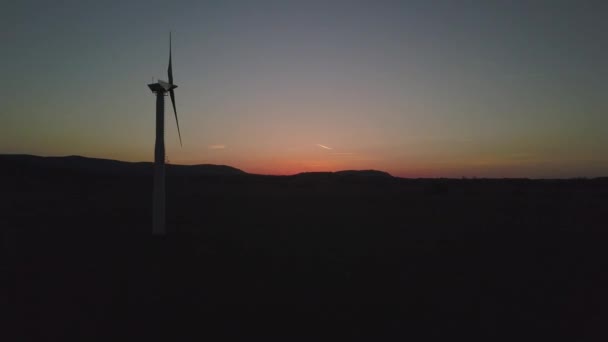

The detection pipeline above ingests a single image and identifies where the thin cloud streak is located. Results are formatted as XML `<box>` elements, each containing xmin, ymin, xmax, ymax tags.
<box><xmin>316</xmin><ymin>144</ymin><xmax>333</xmax><ymax>150</ymax></box>
<box><xmin>208</xmin><ymin>144</ymin><xmax>226</xmax><ymax>150</ymax></box>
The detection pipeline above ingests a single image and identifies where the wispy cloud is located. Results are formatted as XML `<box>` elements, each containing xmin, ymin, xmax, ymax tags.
<box><xmin>208</xmin><ymin>144</ymin><xmax>226</xmax><ymax>150</ymax></box>
<box><xmin>316</xmin><ymin>144</ymin><xmax>332</xmax><ymax>150</ymax></box>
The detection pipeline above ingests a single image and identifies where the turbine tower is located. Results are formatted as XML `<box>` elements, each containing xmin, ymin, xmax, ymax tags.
<box><xmin>148</xmin><ymin>33</ymin><xmax>182</xmax><ymax>236</ymax></box>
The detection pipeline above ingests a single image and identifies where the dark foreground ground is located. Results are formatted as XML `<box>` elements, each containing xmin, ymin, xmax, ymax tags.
<box><xmin>2</xmin><ymin>155</ymin><xmax>608</xmax><ymax>341</ymax></box>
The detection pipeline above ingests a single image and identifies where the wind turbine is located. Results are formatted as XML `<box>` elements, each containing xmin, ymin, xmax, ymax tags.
<box><xmin>148</xmin><ymin>33</ymin><xmax>182</xmax><ymax>236</ymax></box>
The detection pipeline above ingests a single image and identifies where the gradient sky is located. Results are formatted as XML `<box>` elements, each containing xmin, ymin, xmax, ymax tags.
<box><xmin>2</xmin><ymin>0</ymin><xmax>607</xmax><ymax>177</ymax></box>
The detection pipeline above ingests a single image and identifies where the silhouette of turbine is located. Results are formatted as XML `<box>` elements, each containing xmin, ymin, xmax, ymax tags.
<box><xmin>148</xmin><ymin>32</ymin><xmax>182</xmax><ymax>235</ymax></box>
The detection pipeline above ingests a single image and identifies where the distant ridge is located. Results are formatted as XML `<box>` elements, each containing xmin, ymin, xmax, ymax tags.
<box><xmin>335</xmin><ymin>170</ymin><xmax>393</xmax><ymax>178</ymax></box>
<box><xmin>295</xmin><ymin>170</ymin><xmax>393</xmax><ymax>178</ymax></box>
<box><xmin>0</xmin><ymin>154</ymin><xmax>246</xmax><ymax>176</ymax></box>
<box><xmin>0</xmin><ymin>155</ymin><xmax>396</xmax><ymax>179</ymax></box>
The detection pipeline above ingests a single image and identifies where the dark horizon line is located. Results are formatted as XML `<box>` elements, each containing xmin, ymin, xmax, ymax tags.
<box><xmin>1</xmin><ymin>153</ymin><xmax>606</xmax><ymax>180</ymax></box>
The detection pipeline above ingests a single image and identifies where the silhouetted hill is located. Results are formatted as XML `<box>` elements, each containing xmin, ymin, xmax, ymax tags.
<box><xmin>289</xmin><ymin>170</ymin><xmax>394</xmax><ymax>185</ymax></box>
<box><xmin>0</xmin><ymin>154</ymin><xmax>246</xmax><ymax>176</ymax></box>
<box><xmin>0</xmin><ymin>154</ymin><xmax>398</xmax><ymax>180</ymax></box>
<box><xmin>296</xmin><ymin>170</ymin><xmax>393</xmax><ymax>178</ymax></box>
<box><xmin>335</xmin><ymin>169</ymin><xmax>393</xmax><ymax>178</ymax></box>
<box><xmin>170</xmin><ymin>163</ymin><xmax>247</xmax><ymax>176</ymax></box>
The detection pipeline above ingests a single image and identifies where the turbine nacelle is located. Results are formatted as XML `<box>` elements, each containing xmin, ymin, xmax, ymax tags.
<box><xmin>158</xmin><ymin>79</ymin><xmax>178</xmax><ymax>91</ymax></box>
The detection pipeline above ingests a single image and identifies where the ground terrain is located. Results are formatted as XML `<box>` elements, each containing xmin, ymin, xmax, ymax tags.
<box><xmin>2</xmin><ymin>155</ymin><xmax>608</xmax><ymax>341</ymax></box>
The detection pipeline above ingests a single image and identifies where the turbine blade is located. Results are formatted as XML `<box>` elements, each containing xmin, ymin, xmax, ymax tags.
<box><xmin>170</xmin><ymin>89</ymin><xmax>182</xmax><ymax>147</ymax></box>
<box><xmin>168</xmin><ymin>32</ymin><xmax>173</xmax><ymax>84</ymax></box>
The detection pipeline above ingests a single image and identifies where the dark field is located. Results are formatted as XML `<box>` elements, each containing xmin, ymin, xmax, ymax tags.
<box><xmin>3</xmin><ymin>155</ymin><xmax>608</xmax><ymax>341</ymax></box>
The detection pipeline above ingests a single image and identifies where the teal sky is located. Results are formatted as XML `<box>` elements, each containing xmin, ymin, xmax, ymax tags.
<box><xmin>2</xmin><ymin>0</ymin><xmax>607</xmax><ymax>177</ymax></box>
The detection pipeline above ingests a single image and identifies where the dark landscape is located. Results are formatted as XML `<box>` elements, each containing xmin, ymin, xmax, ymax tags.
<box><xmin>3</xmin><ymin>154</ymin><xmax>608</xmax><ymax>341</ymax></box>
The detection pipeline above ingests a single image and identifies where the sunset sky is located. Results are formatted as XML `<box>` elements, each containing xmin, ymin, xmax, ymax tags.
<box><xmin>2</xmin><ymin>1</ymin><xmax>607</xmax><ymax>177</ymax></box>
